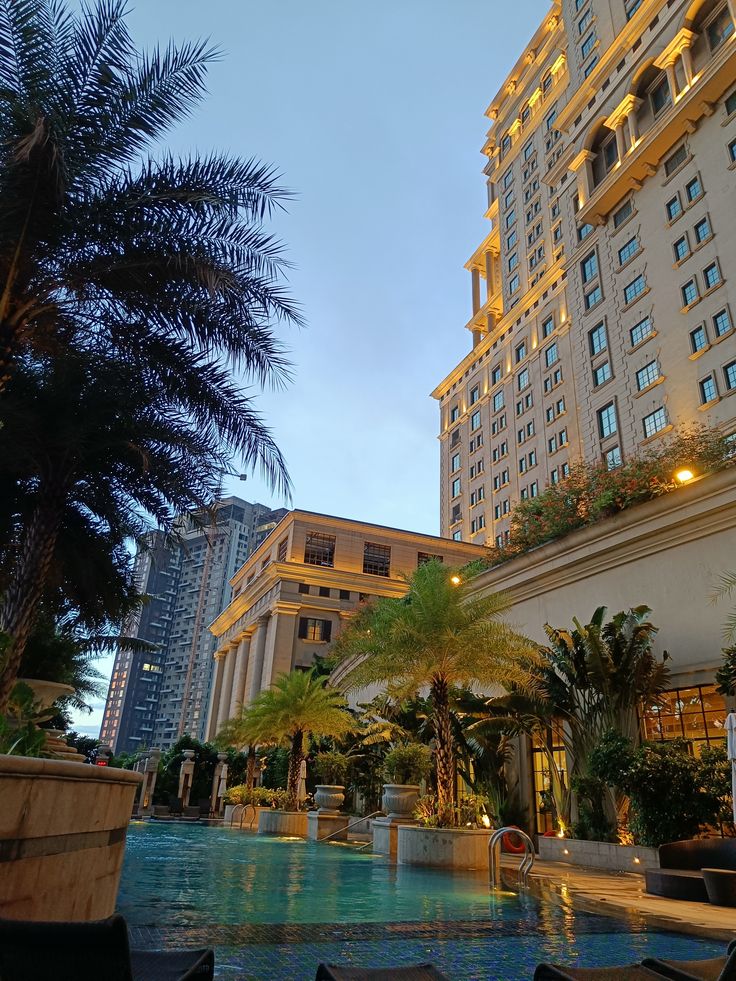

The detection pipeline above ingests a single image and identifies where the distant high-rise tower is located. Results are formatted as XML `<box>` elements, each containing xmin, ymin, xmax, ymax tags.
<box><xmin>100</xmin><ymin>497</ymin><xmax>287</xmax><ymax>753</ymax></box>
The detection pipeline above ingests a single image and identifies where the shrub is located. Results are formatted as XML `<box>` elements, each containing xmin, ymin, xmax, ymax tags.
<box><xmin>382</xmin><ymin>743</ymin><xmax>433</xmax><ymax>784</ymax></box>
<box><xmin>313</xmin><ymin>750</ymin><xmax>352</xmax><ymax>785</ymax></box>
<box><xmin>224</xmin><ymin>785</ymin><xmax>289</xmax><ymax>808</ymax></box>
<box><xmin>571</xmin><ymin>775</ymin><xmax>617</xmax><ymax>842</ymax></box>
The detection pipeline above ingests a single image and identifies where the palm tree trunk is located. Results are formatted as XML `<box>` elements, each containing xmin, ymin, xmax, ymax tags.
<box><xmin>431</xmin><ymin>677</ymin><xmax>456</xmax><ymax>827</ymax></box>
<box><xmin>245</xmin><ymin>745</ymin><xmax>256</xmax><ymax>790</ymax></box>
<box><xmin>286</xmin><ymin>729</ymin><xmax>304</xmax><ymax>811</ymax></box>
<box><xmin>0</xmin><ymin>495</ymin><xmax>62</xmax><ymax>711</ymax></box>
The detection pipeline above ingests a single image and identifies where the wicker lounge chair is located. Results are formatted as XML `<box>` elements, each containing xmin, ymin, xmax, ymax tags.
<box><xmin>315</xmin><ymin>964</ymin><xmax>450</xmax><ymax>980</ymax></box>
<box><xmin>0</xmin><ymin>913</ymin><xmax>214</xmax><ymax>981</ymax></box>
<box><xmin>645</xmin><ymin>839</ymin><xmax>736</xmax><ymax>903</ymax></box>
<box><xmin>534</xmin><ymin>943</ymin><xmax>736</xmax><ymax>981</ymax></box>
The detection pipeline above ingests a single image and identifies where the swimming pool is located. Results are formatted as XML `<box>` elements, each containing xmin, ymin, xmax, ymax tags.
<box><xmin>118</xmin><ymin>822</ymin><xmax>723</xmax><ymax>980</ymax></box>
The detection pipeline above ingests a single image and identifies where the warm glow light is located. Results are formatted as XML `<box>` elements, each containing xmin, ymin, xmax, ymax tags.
<box><xmin>675</xmin><ymin>468</ymin><xmax>694</xmax><ymax>483</ymax></box>
<box><xmin>450</xmin><ymin>575</ymin><xmax>461</xmax><ymax>586</ymax></box>
<box><xmin>481</xmin><ymin>814</ymin><xmax>491</xmax><ymax>828</ymax></box>
<box><xmin>563</xmin><ymin>848</ymin><xmax>569</xmax><ymax>855</ymax></box>
<box><xmin>633</xmin><ymin>857</ymin><xmax>641</xmax><ymax>864</ymax></box>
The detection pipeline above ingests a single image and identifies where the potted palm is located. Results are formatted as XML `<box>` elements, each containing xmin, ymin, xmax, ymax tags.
<box><xmin>381</xmin><ymin>743</ymin><xmax>432</xmax><ymax>819</ymax></box>
<box><xmin>332</xmin><ymin>559</ymin><xmax>537</xmax><ymax>869</ymax></box>
<box><xmin>313</xmin><ymin>750</ymin><xmax>352</xmax><ymax>814</ymax></box>
<box><xmin>219</xmin><ymin>669</ymin><xmax>352</xmax><ymax>837</ymax></box>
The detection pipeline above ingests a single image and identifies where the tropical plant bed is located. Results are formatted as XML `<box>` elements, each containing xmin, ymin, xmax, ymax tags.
<box><xmin>538</xmin><ymin>835</ymin><xmax>658</xmax><ymax>872</ymax></box>
<box><xmin>257</xmin><ymin>809</ymin><xmax>308</xmax><ymax>837</ymax></box>
<box><xmin>397</xmin><ymin>825</ymin><xmax>495</xmax><ymax>871</ymax></box>
<box><xmin>0</xmin><ymin>755</ymin><xmax>142</xmax><ymax>921</ymax></box>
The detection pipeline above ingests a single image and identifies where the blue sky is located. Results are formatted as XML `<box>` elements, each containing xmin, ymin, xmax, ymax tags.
<box><xmin>77</xmin><ymin>0</ymin><xmax>542</xmax><ymax>736</ymax></box>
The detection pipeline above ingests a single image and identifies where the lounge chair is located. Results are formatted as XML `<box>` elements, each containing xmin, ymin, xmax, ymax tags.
<box><xmin>534</xmin><ymin>943</ymin><xmax>736</xmax><ymax>981</ymax></box>
<box><xmin>169</xmin><ymin>796</ymin><xmax>184</xmax><ymax>817</ymax></box>
<box><xmin>198</xmin><ymin>798</ymin><xmax>212</xmax><ymax>818</ymax></box>
<box><xmin>316</xmin><ymin>964</ymin><xmax>450</xmax><ymax>980</ymax></box>
<box><xmin>645</xmin><ymin>839</ymin><xmax>736</xmax><ymax>903</ymax></box>
<box><xmin>0</xmin><ymin>913</ymin><xmax>214</xmax><ymax>981</ymax></box>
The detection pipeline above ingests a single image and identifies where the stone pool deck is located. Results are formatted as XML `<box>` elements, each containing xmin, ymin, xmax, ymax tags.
<box><xmin>513</xmin><ymin>856</ymin><xmax>735</xmax><ymax>942</ymax></box>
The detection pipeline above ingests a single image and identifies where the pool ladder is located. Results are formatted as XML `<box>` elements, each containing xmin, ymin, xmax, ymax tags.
<box><xmin>229</xmin><ymin>803</ymin><xmax>257</xmax><ymax>830</ymax></box>
<box><xmin>488</xmin><ymin>826</ymin><xmax>535</xmax><ymax>891</ymax></box>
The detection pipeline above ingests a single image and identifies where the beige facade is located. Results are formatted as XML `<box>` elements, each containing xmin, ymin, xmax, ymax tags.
<box><xmin>205</xmin><ymin>511</ymin><xmax>483</xmax><ymax>740</ymax></box>
<box><xmin>433</xmin><ymin>0</ymin><xmax>736</xmax><ymax>548</ymax></box>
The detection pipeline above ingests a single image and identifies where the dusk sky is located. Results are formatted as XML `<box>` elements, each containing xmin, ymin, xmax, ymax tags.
<box><xmin>80</xmin><ymin>0</ymin><xmax>542</xmax><ymax>735</ymax></box>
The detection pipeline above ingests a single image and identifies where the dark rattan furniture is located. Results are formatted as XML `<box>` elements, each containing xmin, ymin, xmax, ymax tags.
<box><xmin>315</xmin><ymin>964</ymin><xmax>450</xmax><ymax>980</ymax></box>
<box><xmin>535</xmin><ymin>943</ymin><xmax>736</xmax><ymax>981</ymax></box>
<box><xmin>0</xmin><ymin>913</ymin><xmax>214</xmax><ymax>981</ymax></box>
<box><xmin>645</xmin><ymin>839</ymin><xmax>736</xmax><ymax>903</ymax></box>
<box><xmin>703</xmin><ymin>869</ymin><xmax>736</xmax><ymax>907</ymax></box>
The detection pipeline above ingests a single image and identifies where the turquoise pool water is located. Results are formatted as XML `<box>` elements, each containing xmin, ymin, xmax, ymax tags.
<box><xmin>118</xmin><ymin>823</ymin><xmax>725</xmax><ymax>980</ymax></box>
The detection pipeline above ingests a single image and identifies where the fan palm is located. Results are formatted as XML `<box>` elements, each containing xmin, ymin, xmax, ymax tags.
<box><xmin>0</xmin><ymin>0</ymin><xmax>300</xmax><ymax>395</ymax></box>
<box><xmin>332</xmin><ymin>559</ymin><xmax>538</xmax><ymax>827</ymax></box>
<box><xmin>219</xmin><ymin>669</ymin><xmax>353</xmax><ymax>811</ymax></box>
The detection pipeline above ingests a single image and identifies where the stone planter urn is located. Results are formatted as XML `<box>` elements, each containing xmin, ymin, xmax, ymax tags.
<box><xmin>17</xmin><ymin>678</ymin><xmax>75</xmax><ymax>710</ymax></box>
<box><xmin>314</xmin><ymin>784</ymin><xmax>345</xmax><ymax>814</ymax></box>
<box><xmin>381</xmin><ymin>783</ymin><xmax>420</xmax><ymax>821</ymax></box>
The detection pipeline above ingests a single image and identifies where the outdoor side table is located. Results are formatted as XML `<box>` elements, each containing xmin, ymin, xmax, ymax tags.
<box><xmin>702</xmin><ymin>868</ymin><xmax>736</xmax><ymax>907</ymax></box>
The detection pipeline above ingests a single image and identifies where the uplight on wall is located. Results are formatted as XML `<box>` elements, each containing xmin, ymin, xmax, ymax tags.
<box><xmin>675</xmin><ymin>468</ymin><xmax>695</xmax><ymax>484</ymax></box>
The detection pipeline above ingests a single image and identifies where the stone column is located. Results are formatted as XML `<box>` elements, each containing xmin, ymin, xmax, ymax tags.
<box><xmin>178</xmin><ymin>748</ymin><xmax>196</xmax><ymax>807</ymax></box>
<box><xmin>228</xmin><ymin>631</ymin><xmax>252</xmax><ymax>718</ymax></box>
<box><xmin>210</xmin><ymin>751</ymin><xmax>228</xmax><ymax>815</ymax></box>
<box><xmin>216</xmin><ymin>643</ymin><xmax>238</xmax><ymax>730</ymax></box>
<box><xmin>626</xmin><ymin>111</ymin><xmax>638</xmax><ymax>148</ymax></box>
<box><xmin>484</xmin><ymin>250</ymin><xmax>495</xmax><ymax>297</ymax></box>
<box><xmin>258</xmin><ymin>604</ymin><xmax>301</xmax><ymax>689</ymax></box>
<box><xmin>615</xmin><ymin>123</ymin><xmax>626</xmax><ymax>162</ymax></box>
<box><xmin>245</xmin><ymin>614</ymin><xmax>271</xmax><ymax>703</ymax></box>
<box><xmin>681</xmin><ymin>46</ymin><xmax>694</xmax><ymax>87</ymax></box>
<box><xmin>471</xmin><ymin>267</ymin><xmax>480</xmax><ymax>314</ymax></box>
<box><xmin>205</xmin><ymin>652</ymin><xmax>226</xmax><ymax>741</ymax></box>
<box><xmin>665</xmin><ymin>61</ymin><xmax>678</xmax><ymax>102</ymax></box>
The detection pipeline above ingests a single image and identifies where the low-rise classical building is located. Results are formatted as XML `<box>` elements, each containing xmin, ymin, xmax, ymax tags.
<box><xmin>205</xmin><ymin>511</ymin><xmax>484</xmax><ymax>739</ymax></box>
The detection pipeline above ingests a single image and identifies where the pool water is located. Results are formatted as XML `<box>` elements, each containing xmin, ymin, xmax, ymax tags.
<box><xmin>118</xmin><ymin>823</ymin><xmax>724</xmax><ymax>980</ymax></box>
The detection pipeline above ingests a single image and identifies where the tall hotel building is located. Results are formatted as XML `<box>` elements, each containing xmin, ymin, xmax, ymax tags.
<box><xmin>433</xmin><ymin>0</ymin><xmax>736</xmax><ymax>546</ymax></box>
<box><xmin>100</xmin><ymin>497</ymin><xmax>287</xmax><ymax>753</ymax></box>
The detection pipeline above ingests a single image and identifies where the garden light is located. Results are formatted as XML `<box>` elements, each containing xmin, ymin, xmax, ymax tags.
<box><xmin>675</xmin><ymin>468</ymin><xmax>694</xmax><ymax>483</ymax></box>
<box><xmin>450</xmin><ymin>575</ymin><xmax>461</xmax><ymax>586</ymax></box>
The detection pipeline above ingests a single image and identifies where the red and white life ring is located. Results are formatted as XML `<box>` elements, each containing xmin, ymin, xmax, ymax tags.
<box><xmin>501</xmin><ymin>825</ymin><xmax>526</xmax><ymax>853</ymax></box>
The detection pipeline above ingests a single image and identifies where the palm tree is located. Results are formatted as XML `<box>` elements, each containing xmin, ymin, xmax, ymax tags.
<box><xmin>332</xmin><ymin>560</ymin><xmax>538</xmax><ymax>827</ymax></box>
<box><xmin>219</xmin><ymin>670</ymin><xmax>353</xmax><ymax>811</ymax></box>
<box><xmin>0</xmin><ymin>0</ymin><xmax>301</xmax><ymax>394</ymax></box>
<box><xmin>0</xmin><ymin>349</ymin><xmax>269</xmax><ymax>709</ymax></box>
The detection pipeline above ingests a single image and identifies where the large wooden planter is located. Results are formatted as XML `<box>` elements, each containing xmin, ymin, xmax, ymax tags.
<box><xmin>0</xmin><ymin>755</ymin><xmax>142</xmax><ymax>921</ymax></box>
<box><xmin>538</xmin><ymin>835</ymin><xmax>658</xmax><ymax>872</ymax></box>
<box><xmin>257</xmin><ymin>808</ymin><xmax>308</xmax><ymax>837</ymax></box>
<box><xmin>397</xmin><ymin>825</ymin><xmax>492</xmax><ymax>870</ymax></box>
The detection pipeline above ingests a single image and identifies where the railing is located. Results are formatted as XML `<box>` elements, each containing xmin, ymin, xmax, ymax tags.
<box><xmin>488</xmin><ymin>826</ymin><xmax>535</xmax><ymax>890</ymax></box>
<box><xmin>317</xmin><ymin>810</ymin><xmax>384</xmax><ymax>843</ymax></box>
<box><xmin>229</xmin><ymin>803</ymin><xmax>257</xmax><ymax>830</ymax></box>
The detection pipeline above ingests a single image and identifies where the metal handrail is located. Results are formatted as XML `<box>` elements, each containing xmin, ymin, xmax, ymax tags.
<box><xmin>317</xmin><ymin>810</ymin><xmax>384</xmax><ymax>843</ymax></box>
<box><xmin>229</xmin><ymin>803</ymin><xmax>256</xmax><ymax>829</ymax></box>
<box><xmin>488</xmin><ymin>826</ymin><xmax>536</xmax><ymax>890</ymax></box>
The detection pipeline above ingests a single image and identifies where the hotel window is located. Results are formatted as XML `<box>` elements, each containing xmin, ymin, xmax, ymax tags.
<box><xmin>664</xmin><ymin>145</ymin><xmax>688</xmax><ymax>177</ymax></box>
<box><xmin>527</xmin><ymin>420</ymin><xmax>535</xmax><ymax>437</ymax></box>
<box><xmin>505</xmin><ymin>209</ymin><xmax>517</xmax><ymax>230</ymax></box>
<box><xmin>706</xmin><ymin>4</ymin><xmax>735</xmax><ymax>50</ymax></box>
<box><xmin>666</xmin><ymin>196</ymin><xmax>682</xmax><ymax>221</ymax></box>
<box><xmin>494</xmin><ymin>503</ymin><xmax>502</xmax><ymax>519</ymax></box>
<box><xmin>690</xmin><ymin>324</ymin><xmax>708</xmax><ymax>353</ymax></box>
<box><xmin>492</xmin><ymin>364</ymin><xmax>502</xmax><ymax>385</ymax></box>
<box><xmin>451</xmin><ymin>478</ymin><xmax>461</xmax><ymax>497</ymax></box>
<box><xmin>509</xmin><ymin>273</ymin><xmax>520</xmax><ymax>294</ymax></box>
<box><xmin>636</xmin><ymin>360</ymin><xmax>660</xmax><ymax>391</ymax></box>
<box><xmin>581</xmin><ymin>251</ymin><xmax>598</xmax><ymax>284</ymax></box>
<box><xmin>727</xmin><ymin>90</ymin><xmax>736</xmax><ymax>115</ymax></box>
<box><xmin>542</xmin><ymin>71</ymin><xmax>553</xmax><ymax>93</ymax></box>
<box><xmin>581</xmin><ymin>31</ymin><xmax>596</xmax><ymax>59</ymax></box>
<box><xmin>597</xmin><ymin>402</ymin><xmax>618</xmax><ymax>439</ymax></box>
<box><xmin>492</xmin><ymin>391</ymin><xmax>504</xmax><ymax>413</ymax></box>
<box><xmin>578</xmin><ymin>9</ymin><xmax>592</xmax><ymax>33</ymax></box>
<box><xmin>298</xmin><ymin>618</ymin><xmax>332</xmax><ymax>643</ymax></box>
<box><xmin>508</xmin><ymin>252</ymin><xmax>519</xmax><ymax>272</ymax></box>
<box><xmin>519</xmin><ymin>457</ymin><xmax>527</xmax><ymax>474</ymax></box>
<box><xmin>630</xmin><ymin>316</ymin><xmax>653</xmax><ymax>347</ymax></box>
<box><xmin>544</xmin><ymin>342</ymin><xmax>558</xmax><ymax>368</ymax></box>
<box><xmin>641</xmin><ymin>685</ymin><xmax>727</xmax><ymax>751</ymax></box>
<box><xmin>561</xmin><ymin>462</ymin><xmax>570</xmax><ymax>478</ymax></box>
<box><xmin>501</xmin><ymin>468</ymin><xmax>509</xmax><ymax>485</ymax></box>
<box><xmin>501</xmin><ymin>134</ymin><xmax>511</xmax><ymax>156</ymax></box>
<box><xmin>452</xmin><ymin>530</ymin><xmax>462</xmax><ymax>541</ymax></box>
<box><xmin>470</xmin><ymin>385</ymin><xmax>480</xmax><ymax>405</ymax></box>
<box><xmin>673</xmin><ymin>236</ymin><xmax>689</xmax><ymax>263</ymax></box>
<box><xmin>589</xmin><ymin>322</ymin><xmax>607</xmax><ymax>355</ymax></box>
<box><xmin>613</xmin><ymin>200</ymin><xmax>633</xmax><ymax>228</ymax></box>
<box><xmin>451</xmin><ymin>452</ymin><xmax>461</xmax><ymax>473</ymax></box>
<box><xmin>605</xmin><ymin>445</ymin><xmax>622</xmax><ymax>470</ymax></box>
<box><xmin>507</xmin><ymin>230</ymin><xmax>517</xmax><ymax>250</ymax></box>
<box><xmin>584</xmin><ymin>56</ymin><xmax>599</xmax><ymax>78</ymax></box>
<box><xmin>363</xmin><ymin>542</ymin><xmax>391</xmax><ymax>577</ymax></box>
<box><xmin>714</xmin><ymin>309</ymin><xmax>733</xmax><ymax>337</ymax></box>
<box><xmin>502</xmin><ymin>167</ymin><xmax>513</xmax><ymax>190</ymax></box>
<box><xmin>699</xmin><ymin>375</ymin><xmax>718</xmax><ymax>404</ymax></box>
<box><xmin>618</xmin><ymin>237</ymin><xmax>639</xmax><ymax>265</ymax></box>
<box><xmin>523</xmin><ymin>139</ymin><xmax>534</xmax><ymax>160</ymax></box>
<box><xmin>550</xmin><ymin>468</ymin><xmax>559</xmax><ymax>484</ymax></box>
<box><xmin>450</xmin><ymin>405</ymin><xmax>459</xmax><ymax>422</ymax></box>
<box><xmin>304</xmin><ymin>532</ymin><xmax>336</xmax><ymax>568</ymax></box>
<box><xmin>625</xmin><ymin>0</ymin><xmax>642</xmax><ymax>17</ymax></box>
<box><xmin>601</xmin><ymin>135</ymin><xmax>618</xmax><ymax>173</ymax></box>
<box><xmin>593</xmin><ymin>361</ymin><xmax>612</xmax><ymax>387</ymax></box>
<box><xmin>703</xmin><ymin>262</ymin><xmax>721</xmax><ymax>290</ymax></box>
<box><xmin>643</xmin><ymin>406</ymin><xmax>668</xmax><ymax>438</ymax></box>
<box><xmin>504</xmin><ymin>189</ymin><xmax>515</xmax><ymax>209</ymax></box>
<box><xmin>515</xmin><ymin>341</ymin><xmax>527</xmax><ymax>362</ymax></box>
<box><xmin>418</xmin><ymin>552</ymin><xmax>443</xmax><ymax>566</ymax></box>
<box><xmin>541</xmin><ymin>316</ymin><xmax>555</xmax><ymax>338</ymax></box>
<box><xmin>548</xmin><ymin>435</ymin><xmax>557</xmax><ymax>453</ymax></box>
<box><xmin>681</xmin><ymin>279</ymin><xmax>699</xmax><ymax>307</ymax></box>
<box><xmin>530</xmin><ymin>481</ymin><xmax>539</xmax><ymax>497</ymax></box>
<box><xmin>724</xmin><ymin>360</ymin><xmax>736</xmax><ymax>391</ymax></box>
<box><xmin>517</xmin><ymin>367</ymin><xmax>530</xmax><ymax>391</ymax></box>
<box><xmin>517</xmin><ymin>427</ymin><xmax>526</xmax><ymax>445</ymax></box>
<box><xmin>557</xmin><ymin>397</ymin><xmax>565</xmax><ymax>415</ymax></box>
<box><xmin>528</xmin><ymin>449</ymin><xmax>537</xmax><ymax>467</ymax></box>
<box><xmin>585</xmin><ymin>285</ymin><xmax>602</xmax><ymax>310</ymax></box>
<box><xmin>686</xmin><ymin>176</ymin><xmax>703</xmax><ymax>203</ymax></box>
<box><xmin>693</xmin><ymin>217</ymin><xmax>711</xmax><ymax>245</ymax></box>
<box><xmin>650</xmin><ymin>74</ymin><xmax>671</xmax><ymax>116</ymax></box>
<box><xmin>545</xmin><ymin>107</ymin><xmax>557</xmax><ymax>132</ymax></box>
<box><xmin>277</xmin><ymin>538</ymin><xmax>288</xmax><ymax>562</ymax></box>
<box><xmin>624</xmin><ymin>274</ymin><xmax>646</xmax><ymax>305</ymax></box>
<box><xmin>577</xmin><ymin>222</ymin><xmax>593</xmax><ymax>242</ymax></box>
<box><xmin>471</xmin><ymin>409</ymin><xmax>482</xmax><ymax>430</ymax></box>
<box><xmin>729</xmin><ymin>138</ymin><xmax>736</xmax><ymax>164</ymax></box>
